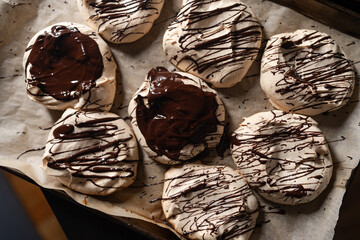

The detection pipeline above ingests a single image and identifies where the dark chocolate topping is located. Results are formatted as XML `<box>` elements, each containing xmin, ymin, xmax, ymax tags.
<box><xmin>262</xmin><ymin>30</ymin><xmax>354</xmax><ymax>113</ymax></box>
<box><xmin>167</xmin><ymin>0</ymin><xmax>261</xmax><ymax>82</ymax></box>
<box><xmin>89</xmin><ymin>0</ymin><xmax>160</xmax><ymax>42</ymax></box>
<box><xmin>25</xmin><ymin>25</ymin><xmax>103</xmax><ymax>101</ymax></box>
<box><xmin>53</xmin><ymin>124</ymin><xmax>74</xmax><ymax>138</ymax></box>
<box><xmin>135</xmin><ymin>67</ymin><xmax>219</xmax><ymax>160</ymax></box>
<box><xmin>47</xmin><ymin>111</ymin><xmax>137</xmax><ymax>183</ymax></box>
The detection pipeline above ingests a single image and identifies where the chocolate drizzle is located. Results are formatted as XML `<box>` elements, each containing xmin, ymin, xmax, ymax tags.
<box><xmin>165</xmin><ymin>0</ymin><xmax>261</xmax><ymax>84</ymax></box>
<box><xmin>17</xmin><ymin>146</ymin><xmax>46</xmax><ymax>160</ymax></box>
<box><xmin>88</xmin><ymin>0</ymin><xmax>162</xmax><ymax>42</ymax></box>
<box><xmin>45</xmin><ymin>110</ymin><xmax>137</xmax><ymax>186</ymax></box>
<box><xmin>135</xmin><ymin>67</ymin><xmax>219</xmax><ymax>160</ymax></box>
<box><xmin>162</xmin><ymin>164</ymin><xmax>258</xmax><ymax>239</ymax></box>
<box><xmin>25</xmin><ymin>25</ymin><xmax>104</xmax><ymax>101</ymax></box>
<box><xmin>231</xmin><ymin>111</ymin><xmax>333</xmax><ymax>204</ymax></box>
<box><xmin>261</xmin><ymin>30</ymin><xmax>355</xmax><ymax>114</ymax></box>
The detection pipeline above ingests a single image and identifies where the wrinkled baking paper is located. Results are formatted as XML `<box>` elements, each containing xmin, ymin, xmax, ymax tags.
<box><xmin>0</xmin><ymin>0</ymin><xmax>359</xmax><ymax>239</ymax></box>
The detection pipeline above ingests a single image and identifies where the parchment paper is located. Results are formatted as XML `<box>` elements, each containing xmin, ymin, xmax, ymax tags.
<box><xmin>0</xmin><ymin>0</ymin><xmax>359</xmax><ymax>239</ymax></box>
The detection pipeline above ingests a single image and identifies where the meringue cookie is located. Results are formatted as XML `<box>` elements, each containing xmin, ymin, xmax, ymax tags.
<box><xmin>77</xmin><ymin>0</ymin><xmax>164</xmax><ymax>44</ymax></box>
<box><xmin>163</xmin><ymin>0</ymin><xmax>262</xmax><ymax>88</ymax></box>
<box><xmin>162</xmin><ymin>163</ymin><xmax>259</xmax><ymax>240</ymax></box>
<box><xmin>43</xmin><ymin>108</ymin><xmax>138</xmax><ymax>196</ymax></box>
<box><xmin>260</xmin><ymin>29</ymin><xmax>355</xmax><ymax>116</ymax></box>
<box><xmin>23</xmin><ymin>22</ymin><xmax>116</xmax><ymax>111</ymax></box>
<box><xmin>128</xmin><ymin>67</ymin><xmax>225</xmax><ymax>165</ymax></box>
<box><xmin>231</xmin><ymin>110</ymin><xmax>333</xmax><ymax>205</ymax></box>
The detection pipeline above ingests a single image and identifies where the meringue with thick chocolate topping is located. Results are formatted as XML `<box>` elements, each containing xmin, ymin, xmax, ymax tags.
<box><xmin>163</xmin><ymin>0</ymin><xmax>262</xmax><ymax>88</ymax></box>
<box><xmin>43</xmin><ymin>108</ymin><xmax>138</xmax><ymax>196</ymax></box>
<box><xmin>162</xmin><ymin>163</ymin><xmax>258</xmax><ymax>240</ymax></box>
<box><xmin>23</xmin><ymin>22</ymin><xmax>116</xmax><ymax>111</ymax></box>
<box><xmin>260</xmin><ymin>29</ymin><xmax>355</xmax><ymax>116</ymax></box>
<box><xmin>77</xmin><ymin>0</ymin><xmax>164</xmax><ymax>44</ymax></box>
<box><xmin>128</xmin><ymin>67</ymin><xmax>225</xmax><ymax>165</ymax></box>
<box><xmin>231</xmin><ymin>110</ymin><xmax>333</xmax><ymax>205</ymax></box>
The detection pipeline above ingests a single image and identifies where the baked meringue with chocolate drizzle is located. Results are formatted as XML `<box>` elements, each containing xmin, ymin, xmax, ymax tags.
<box><xmin>162</xmin><ymin>163</ymin><xmax>258</xmax><ymax>240</ymax></box>
<box><xmin>128</xmin><ymin>67</ymin><xmax>225</xmax><ymax>165</ymax></box>
<box><xmin>163</xmin><ymin>0</ymin><xmax>262</xmax><ymax>88</ymax></box>
<box><xmin>77</xmin><ymin>0</ymin><xmax>164</xmax><ymax>44</ymax></box>
<box><xmin>231</xmin><ymin>110</ymin><xmax>333</xmax><ymax>205</ymax></box>
<box><xmin>23</xmin><ymin>22</ymin><xmax>116</xmax><ymax>111</ymax></box>
<box><xmin>261</xmin><ymin>29</ymin><xmax>355</xmax><ymax>116</ymax></box>
<box><xmin>43</xmin><ymin>108</ymin><xmax>139</xmax><ymax>196</ymax></box>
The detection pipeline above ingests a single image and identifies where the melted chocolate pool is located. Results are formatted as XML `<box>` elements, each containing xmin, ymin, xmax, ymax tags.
<box><xmin>25</xmin><ymin>25</ymin><xmax>104</xmax><ymax>101</ymax></box>
<box><xmin>135</xmin><ymin>67</ymin><xmax>219</xmax><ymax>160</ymax></box>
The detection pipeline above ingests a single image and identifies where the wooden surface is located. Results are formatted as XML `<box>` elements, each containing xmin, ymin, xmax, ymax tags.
<box><xmin>0</xmin><ymin>167</ymin><xmax>177</xmax><ymax>240</ymax></box>
<box><xmin>270</xmin><ymin>0</ymin><xmax>360</xmax><ymax>38</ymax></box>
<box><xmin>2</xmin><ymin>170</ymin><xmax>66</xmax><ymax>240</ymax></box>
